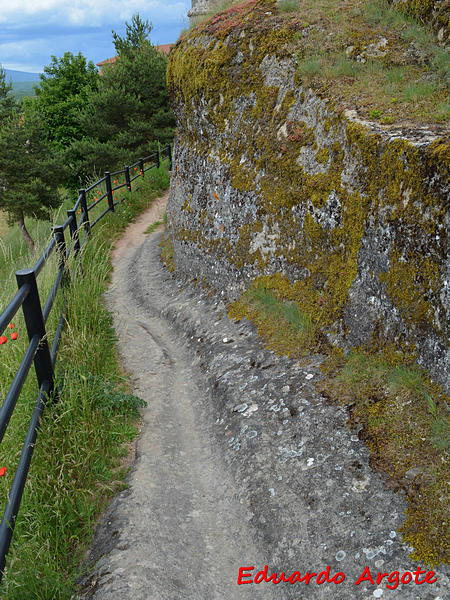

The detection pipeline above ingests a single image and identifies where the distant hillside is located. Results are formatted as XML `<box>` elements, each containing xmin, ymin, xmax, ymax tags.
<box><xmin>1</xmin><ymin>69</ymin><xmax>41</xmax><ymax>100</ymax></box>
<box><xmin>11</xmin><ymin>81</ymin><xmax>38</xmax><ymax>100</ymax></box>
<box><xmin>3</xmin><ymin>68</ymin><xmax>41</xmax><ymax>82</ymax></box>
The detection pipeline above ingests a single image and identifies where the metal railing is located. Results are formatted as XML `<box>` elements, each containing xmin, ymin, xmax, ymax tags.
<box><xmin>0</xmin><ymin>144</ymin><xmax>172</xmax><ymax>581</ymax></box>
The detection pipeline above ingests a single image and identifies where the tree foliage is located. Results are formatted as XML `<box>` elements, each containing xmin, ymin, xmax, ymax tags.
<box><xmin>0</xmin><ymin>105</ymin><xmax>65</xmax><ymax>251</ymax></box>
<box><xmin>0</xmin><ymin>66</ymin><xmax>16</xmax><ymax>125</ymax></box>
<box><xmin>112</xmin><ymin>14</ymin><xmax>152</xmax><ymax>57</ymax></box>
<box><xmin>33</xmin><ymin>52</ymin><xmax>98</xmax><ymax>149</ymax></box>
<box><xmin>69</xmin><ymin>14</ymin><xmax>175</xmax><ymax>180</ymax></box>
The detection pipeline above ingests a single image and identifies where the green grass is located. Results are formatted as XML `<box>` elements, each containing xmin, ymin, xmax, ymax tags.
<box><xmin>144</xmin><ymin>220</ymin><xmax>163</xmax><ymax>234</ymax></box>
<box><xmin>296</xmin><ymin>54</ymin><xmax>323</xmax><ymax>78</ymax></box>
<box><xmin>229</xmin><ymin>280</ymin><xmax>317</xmax><ymax>357</ymax></box>
<box><xmin>277</xmin><ymin>0</ymin><xmax>299</xmax><ymax>12</ymax></box>
<box><xmin>289</xmin><ymin>0</ymin><xmax>450</xmax><ymax>123</ymax></box>
<box><xmin>0</xmin><ymin>162</ymin><xmax>170</xmax><ymax>598</ymax></box>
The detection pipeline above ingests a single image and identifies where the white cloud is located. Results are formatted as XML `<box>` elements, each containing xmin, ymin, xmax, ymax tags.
<box><xmin>0</xmin><ymin>1</ymin><xmax>189</xmax><ymax>27</ymax></box>
<box><xmin>0</xmin><ymin>39</ymin><xmax>49</xmax><ymax>72</ymax></box>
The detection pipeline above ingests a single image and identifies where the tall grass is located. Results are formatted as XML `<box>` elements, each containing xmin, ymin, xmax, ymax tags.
<box><xmin>0</xmin><ymin>162</ymin><xmax>170</xmax><ymax>598</ymax></box>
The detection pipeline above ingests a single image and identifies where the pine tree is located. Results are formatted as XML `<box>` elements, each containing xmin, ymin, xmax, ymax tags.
<box><xmin>69</xmin><ymin>15</ymin><xmax>174</xmax><ymax>180</ymax></box>
<box><xmin>0</xmin><ymin>66</ymin><xmax>16</xmax><ymax>125</ymax></box>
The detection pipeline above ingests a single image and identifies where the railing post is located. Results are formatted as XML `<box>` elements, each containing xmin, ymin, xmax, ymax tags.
<box><xmin>105</xmin><ymin>172</ymin><xmax>114</xmax><ymax>212</ymax></box>
<box><xmin>15</xmin><ymin>269</ymin><xmax>54</xmax><ymax>397</ymax></box>
<box><xmin>125</xmin><ymin>166</ymin><xmax>131</xmax><ymax>192</ymax></box>
<box><xmin>52</xmin><ymin>225</ymin><xmax>69</xmax><ymax>287</ymax></box>
<box><xmin>52</xmin><ymin>226</ymin><xmax>66</xmax><ymax>272</ymax></box>
<box><xmin>168</xmin><ymin>144</ymin><xmax>173</xmax><ymax>171</ymax></box>
<box><xmin>139</xmin><ymin>158</ymin><xmax>145</xmax><ymax>177</ymax></box>
<box><xmin>78</xmin><ymin>189</ymin><xmax>91</xmax><ymax>235</ymax></box>
<box><xmin>156</xmin><ymin>149</ymin><xmax>160</xmax><ymax>169</ymax></box>
<box><xmin>67</xmin><ymin>209</ymin><xmax>80</xmax><ymax>256</ymax></box>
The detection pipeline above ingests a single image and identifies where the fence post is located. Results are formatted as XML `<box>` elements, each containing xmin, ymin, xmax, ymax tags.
<box><xmin>15</xmin><ymin>269</ymin><xmax>55</xmax><ymax>397</ymax></box>
<box><xmin>139</xmin><ymin>158</ymin><xmax>145</xmax><ymax>177</ymax></box>
<box><xmin>168</xmin><ymin>144</ymin><xmax>173</xmax><ymax>171</ymax></box>
<box><xmin>125</xmin><ymin>166</ymin><xmax>131</xmax><ymax>192</ymax></box>
<box><xmin>156</xmin><ymin>149</ymin><xmax>160</xmax><ymax>169</ymax></box>
<box><xmin>52</xmin><ymin>225</ymin><xmax>68</xmax><ymax>287</ymax></box>
<box><xmin>105</xmin><ymin>172</ymin><xmax>114</xmax><ymax>212</ymax></box>
<box><xmin>78</xmin><ymin>189</ymin><xmax>91</xmax><ymax>235</ymax></box>
<box><xmin>67</xmin><ymin>209</ymin><xmax>80</xmax><ymax>256</ymax></box>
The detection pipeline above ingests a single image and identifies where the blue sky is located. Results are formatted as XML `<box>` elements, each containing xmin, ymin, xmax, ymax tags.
<box><xmin>0</xmin><ymin>0</ymin><xmax>191</xmax><ymax>73</ymax></box>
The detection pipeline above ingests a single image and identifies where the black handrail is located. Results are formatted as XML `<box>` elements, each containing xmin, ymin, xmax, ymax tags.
<box><xmin>0</xmin><ymin>144</ymin><xmax>172</xmax><ymax>582</ymax></box>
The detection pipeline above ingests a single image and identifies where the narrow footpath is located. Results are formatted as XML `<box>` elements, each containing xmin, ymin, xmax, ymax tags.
<box><xmin>77</xmin><ymin>192</ymin><xmax>448</xmax><ymax>600</ymax></box>
<box><xmin>77</xmin><ymin>192</ymin><xmax>276</xmax><ymax>600</ymax></box>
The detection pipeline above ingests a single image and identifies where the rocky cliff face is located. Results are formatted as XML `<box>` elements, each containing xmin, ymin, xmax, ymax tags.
<box><xmin>167</xmin><ymin>0</ymin><xmax>449</xmax><ymax>391</ymax></box>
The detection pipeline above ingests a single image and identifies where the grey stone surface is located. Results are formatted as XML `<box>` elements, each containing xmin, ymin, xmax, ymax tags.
<box><xmin>167</xmin><ymin>38</ymin><xmax>449</xmax><ymax>391</ymax></box>
<box><xmin>77</xmin><ymin>223</ymin><xmax>449</xmax><ymax>599</ymax></box>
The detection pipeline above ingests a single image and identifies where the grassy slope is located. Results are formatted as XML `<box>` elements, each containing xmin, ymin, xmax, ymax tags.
<box><xmin>0</xmin><ymin>164</ymin><xmax>170</xmax><ymax>598</ymax></box>
<box><xmin>196</xmin><ymin>0</ymin><xmax>448</xmax><ymax>124</ymax></box>
<box><xmin>286</xmin><ymin>0</ymin><xmax>449</xmax><ymax>124</ymax></box>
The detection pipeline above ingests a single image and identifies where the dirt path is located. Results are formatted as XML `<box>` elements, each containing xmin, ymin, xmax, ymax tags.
<box><xmin>77</xmin><ymin>192</ymin><xmax>448</xmax><ymax>600</ymax></box>
<box><xmin>77</xmin><ymin>192</ymin><xmax>276</xmax><ymax>600</ymax></box>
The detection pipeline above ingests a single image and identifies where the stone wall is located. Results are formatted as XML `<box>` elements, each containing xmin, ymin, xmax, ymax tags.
<box><xmin>167</xmin><ymin>0</ymin><xmax>449</xmax><ymax>391</ymax></box>
<box><xmin>188</xmin><ymin>0</ymin><xmax>219</xmax><ymax>23</ymax></box>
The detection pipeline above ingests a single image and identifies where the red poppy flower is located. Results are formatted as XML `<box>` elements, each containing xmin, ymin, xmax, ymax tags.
<box><xmin>8</xmin><ymin>323</ymin><xmax>14</xmax><ymax>329</ymax></box>
<box><xmin>0</xmin><ymin>467</ymin><xmax>6</xmax><ymax>477</ymax></box>
<box><xmin>11</xmin><ymin>332</ymin><xmax>18</xmax><ymax>340</ymax></box>
<box><xmin>0</xmin><ymin>336</ymin><xmax>7</xmax><ymax>345</ymax></box>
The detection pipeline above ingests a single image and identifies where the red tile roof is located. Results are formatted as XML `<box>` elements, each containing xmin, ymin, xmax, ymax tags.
<box><xmin>156</xmin><ymin>43</ymin><xmax>173</xmax><ymax>56</ymax></box>
<box><xmin>97</xmin><ymin>44</ymin><xmax>173</xmax><ymax>72</ymax></box>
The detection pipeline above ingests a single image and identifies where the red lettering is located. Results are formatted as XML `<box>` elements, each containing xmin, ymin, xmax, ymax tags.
<box><xmin>254</xmin><ymin>565</ymin><xmax>269</xmax><ymax>584</ymax></box>
<box><xmin>253</xmin><ymin>565</ymin><xmax>285</xmax><ymax>584</ymax></box>
<box><xmin>273</xmin><ymin>572</ymin><xmax>289</xmax><ymax>584</ymax></box>
<box><xmin>301</xmin><ymin>572</ymin><xmax>318</xmax><ymax>584</ymax></box>
<box><xmin>237</xmin><ymin>566</ymin><xmax>254</xmax><ymax>585</ymax></box>
<box><xmin>317</xmin><ymin>566</ymin><xmax>333</xmax><ymax>584</ymax></box>
<box><xmin>401</xmin><ymin>572</ymin><xmax>412</xmax><ymax>584</ymax></box>
<box><xmin>386</xmin><ymin>571</ymin><xmax>400</xmax><ymax>590</ymax></box>
<box><xmin>424</xmin><ymin>571</ymin><xmax>437</xmax><ymax>584</ymax></box>
<box><xmin>333</xmin><ymin>572</ymin><xmax>345</xmax><ymax>584</ymax></box>
<box><xmin>354</xmin><ymin>566</ymin><xmax>375</xmax><ymax>586</ymax></box>
<box><xmin>288</xmin><ymin>571</ymin><xmax>303</xmax><ymax>584</ymax></box>
<box><xmin>266</xmin><ymin>571</ymin><xmax>279</xmax><ymax>584</ymax></box>
<box><xmin>413</xmin><ymin>567</ymin><xmax>428</xmax><ymax>584</ymax></box>
<box><xmin>377</xmin><ymin>572</ymin><xmax>389</xmax><ymax>584</ymax></box>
